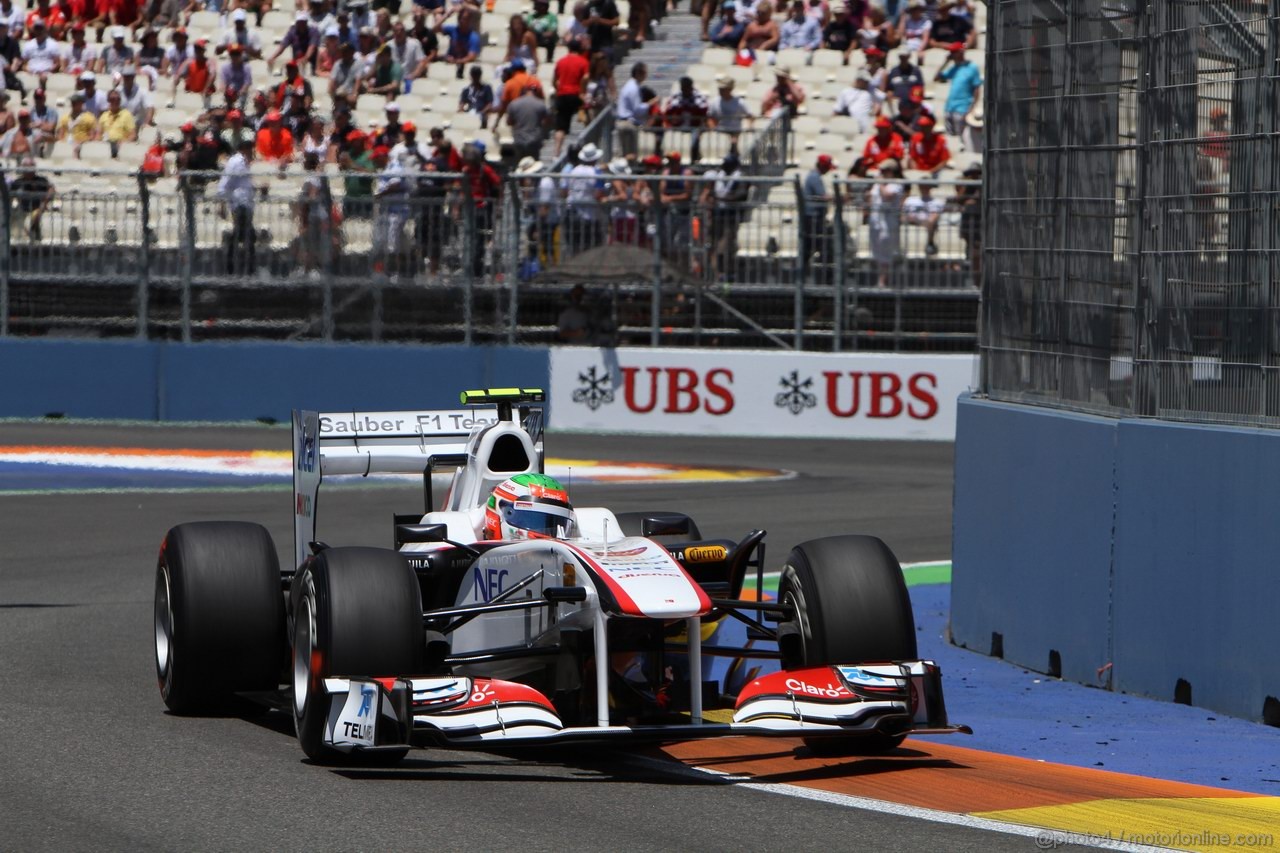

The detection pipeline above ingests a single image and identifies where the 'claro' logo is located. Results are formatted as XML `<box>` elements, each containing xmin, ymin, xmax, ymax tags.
<box><xmin>601</xmin><ymin>367</ymin><xmax>940</xmax><ymax>420</ymax></box>
<box><xmin>785</xmin><ymin>678</ymin><xmax>852</xmax><ymax>698</ymax></box>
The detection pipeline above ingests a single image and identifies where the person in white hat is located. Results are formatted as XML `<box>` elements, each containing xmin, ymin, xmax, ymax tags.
<box><xmin>565</xmin><ymin>142</ymin><xmax>605</xmax><ymax>255</ymax></box>
<box><xmin>268</xmin><ymin>12</ymin><xmax>319</xmax><ymax>74</ymax></box>
<box><xmin>96</xmin><ymin>25</ymin><xmax>134</xmax><ymax>75</ymax></box>
<box><xmin>897</xmin><ymin>0</ymin><xmax>932</xmax><ymax>62</ymax></box>
<box><xmin>708</xmin><ymin>74</ymin><xmax>752</xmax><ymax>145</ymax></box>
<box><xmin>218</xmin><ymin>9</ymin><xmax>264</xmax><ymax>60</ymax></box>
<box><xmin>833</xmin><ymin>71</ymin><xmax>877</xmax><ymax>132</ymax></box>
<box><xmin>77</xmin><ymin>69</ymin><xmax>109</xmax><ymax>117</ymax></box>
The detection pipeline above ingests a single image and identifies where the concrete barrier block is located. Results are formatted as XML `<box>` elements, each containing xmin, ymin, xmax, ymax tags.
<box><xmin>951</xmin><ymin>396</ymin><xmax>1116</xmax><ymax>685</ymax></box>
<box><xmin>1112</xmin><ymin>419</ymin><xmax>1280</xmax><ymax>720</ymax></box>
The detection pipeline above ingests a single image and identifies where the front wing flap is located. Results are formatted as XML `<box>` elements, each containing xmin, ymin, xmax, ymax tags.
<box><xmin>320</xmin><ymin>662</ymin><xmax>968</xmax><ymax>752</ymax></box>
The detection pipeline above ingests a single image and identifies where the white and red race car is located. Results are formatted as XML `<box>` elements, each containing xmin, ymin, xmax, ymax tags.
<box><xmin>153</xmin><ymin>388</ymin><xmax>969</xmax><ymax>763</ymax></box>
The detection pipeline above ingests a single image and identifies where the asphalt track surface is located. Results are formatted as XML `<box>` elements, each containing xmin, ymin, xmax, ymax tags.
<box><xmin>0</xmin><ymin>422</ymin><xmax>1062</xmax><ymax>852</ymax></box>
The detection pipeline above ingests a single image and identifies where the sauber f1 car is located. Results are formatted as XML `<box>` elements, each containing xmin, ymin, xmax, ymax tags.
<box><xmin>153</xmin><ymin>388</ymin><xmax>969</xmax><ymax>763</ymax></box>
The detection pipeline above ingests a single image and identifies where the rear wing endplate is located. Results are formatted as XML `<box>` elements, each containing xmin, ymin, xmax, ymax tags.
<box><xmin>291</xmin><ymin>408</ymin><xmax>498</xmax><ymax>570</ymax></box>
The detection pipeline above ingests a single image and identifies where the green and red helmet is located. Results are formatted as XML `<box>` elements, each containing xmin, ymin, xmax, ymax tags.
<box><xmin>483</xmin><ymin>473</ymin><xmax>578</xmax><ymax>540</ymax></box>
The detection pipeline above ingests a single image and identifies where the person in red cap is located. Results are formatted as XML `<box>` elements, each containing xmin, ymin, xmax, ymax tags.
<box><xmin>863</xmin><ymin>115</ymin><xmax>904</xmax><ymax>166</ymax></box>
<box><xmin>255</xmin><ymin>109</ymin><xmax>294</xmax><ymax>163</ymax></box>
<box><xmin>220</xmin><ymin>107</ymin><xmax>252</xmax><ymax>154</ymax></box>
<box><xmin>1199</xmin><ymin>106</ymin><xmax>1230</xmax><ymax>162</ymax></box>
<box><xmin>173</xmin><ymin>38</ymin><xmax>215</xmax><ymax>104</ymax></box>
<box><xmin>908</xmin><ymin>113</ymin><xmax>949</xmax><ymax>174</ymax></box>
<box><xmin>0</xmin><ymin>105</ymin><xmax>33</xmax><ymax>159</ymax></box>
<box><xmin>800</xmin><ymin>151</ymin><xmax>836</xmax><ymax>278</ymax></box>
<box><xmin>338</xmin><ymin>128</ymin><xmax>375</xmax><ymax>220</ymax></box>
<box><xmin>935</xmin><ymin>41</ymin><xmax>981</xmax><ymax>145</ymax></box>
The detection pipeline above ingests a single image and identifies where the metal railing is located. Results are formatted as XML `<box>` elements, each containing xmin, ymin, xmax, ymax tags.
<box><xmin>981</xmin><ymin>0</ymin><xmax>1280</xmax><ymax>428</ymax></box>
<box><xmin>0</xmin><ymin>167</ymin><xmax>980</xmax><ymax>351</ymax></box>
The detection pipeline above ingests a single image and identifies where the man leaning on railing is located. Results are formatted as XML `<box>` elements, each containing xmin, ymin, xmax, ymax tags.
<box><xmin>10</xmin><ymin>155</ymin><xmax>53</xmax><ymax>242</ymax></box>
<box><xmin>217</xmin><ymin>136</ymin><xmax>257</xmax><ymax>276</ymax></box>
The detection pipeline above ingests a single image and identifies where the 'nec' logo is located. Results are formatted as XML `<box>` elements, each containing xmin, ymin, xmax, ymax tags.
<box><xmin>297</xmin><ymin>424</ymin><xmax>317</xmax><ymax>473</ymax></box>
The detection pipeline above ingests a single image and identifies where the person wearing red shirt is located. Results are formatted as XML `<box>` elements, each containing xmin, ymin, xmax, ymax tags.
<box><xmin>26</xmin><ymin>0</ymin><xmax>67</xmax><ymax>37</ymax></box>
<box><xmin>551</xmin><ymin>39</ymin><xmax>589</xmax><ymax>157</ymax></box>
<box><xmin>460</xmin><ymin>140</ymin><xmax>501</xmax><ymax>277</ymax></box>
<box><xmin>863</xmin><ymin>116</ymin><xmax>904</xmax><ymax>166</ymax></box>
<box><xmin>908</xmin><ymin>115</ymin><xmax>949</xmax><ymax>174</ymax></box>
<box><xmin>174</xmin><ymin>39</ymin><xmax>215</xmax><ymax>100</ymax></box>
<box><xmin>255</xmin><ymin>109</ymin><xmax>294</xmax><ymax>163</ymax></box>
<box><xmin>428</xmin><ymin>126</ymin><xmax>462</xmax><ymax>170</ymax></box>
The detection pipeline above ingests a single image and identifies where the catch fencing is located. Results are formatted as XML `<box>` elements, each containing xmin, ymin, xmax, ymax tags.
<box><xmin>982</xmin><ymin>0</ymin><xmax>1280</xmax><ymax>427</ymax></box>
<box><xmin>1</xmin><ymin>165</ymin><xmax>978</xmax><ymax>351</ymax></box>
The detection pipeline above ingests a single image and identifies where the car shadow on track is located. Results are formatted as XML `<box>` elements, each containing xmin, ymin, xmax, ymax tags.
<box><xmin>233</xmin><ymin>709</ymin><xmax>731</xmax><ymax>785</ymax></box>
<box><xmin>332</xmin><ymin>747</ymin><xmax>733</xmax><ymax>785</ymax></box>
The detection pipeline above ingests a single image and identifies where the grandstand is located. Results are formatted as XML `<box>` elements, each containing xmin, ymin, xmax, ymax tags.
<box><xmin>0</xmin><ymin>0</ymin><xmax>986</xmax><ymax>351</ymax></box>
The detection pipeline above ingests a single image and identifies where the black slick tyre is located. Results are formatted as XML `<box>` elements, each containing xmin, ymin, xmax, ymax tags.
<box><xmin>291</xmin><ymin>547</ymin><xmax>425</xmax><ymax>765</ymax></box>
<box><xmin>778</xmin><ymin>535</ymin><xmax>916</xmax><ymax>756</ymax></box>
<box><xmin>154</xmin><ymin>521</ymin><xmax>284</xmax><ymax>715</ymax></box>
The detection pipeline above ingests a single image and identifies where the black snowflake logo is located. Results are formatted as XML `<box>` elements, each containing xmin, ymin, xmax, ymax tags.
<box><xmin>573</xmin><ymin>365</ymin><xmax>615</xmax><ymax>411</ymax></box>
<box><xmin>774</xmin><ymin>371</ymin><xmax>817</xmax><ymax>415</ymax></box>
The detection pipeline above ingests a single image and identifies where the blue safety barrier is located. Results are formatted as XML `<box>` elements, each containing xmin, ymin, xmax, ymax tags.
<box><xmin>952</xmin><ymin>394</ymin><xmax>1280</xmax><ymax>722</ymax></box>
<box><xmin>0</xmin><ymin>338</ymin><xmax>550</xmax><ymax>422</ymax></box>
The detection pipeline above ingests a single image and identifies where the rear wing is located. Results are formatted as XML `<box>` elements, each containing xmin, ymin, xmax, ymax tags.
<box><xmin>291</xmin><ymin>408</ymin><xmax>501</xmax><ymax>570</ymax></box>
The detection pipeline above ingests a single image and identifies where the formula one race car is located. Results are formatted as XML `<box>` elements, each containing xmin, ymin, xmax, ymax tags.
<box><xmin>153</xmin><ymin>388</ymin><xmax>969</xmax><ymax>764</ymax></box>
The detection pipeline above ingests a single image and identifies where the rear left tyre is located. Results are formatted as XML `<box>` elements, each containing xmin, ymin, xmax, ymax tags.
<box><xmin>154</xmin><ymin>521</ymin><xmax>284</xmax><ymax>714</ymax></box>
<box><xmin>778</xmin><ymin>535</ymin><xmax>917</xmax><ymax>756</ymax></box>
<box><xmin>291</xmin><ymin>547</ymin><xmax>425</xmax><ymax>765</ymax></box>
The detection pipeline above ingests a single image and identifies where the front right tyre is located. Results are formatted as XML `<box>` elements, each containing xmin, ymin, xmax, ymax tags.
<box><xmin>778</xmin><ymin>534</ymin><xmax>917</xmax><ymax>756</ymax></box>
<box><xmin>291</xmin><ymin>547</ymin><xmax>425</xmax><ymax>765</ymax></box>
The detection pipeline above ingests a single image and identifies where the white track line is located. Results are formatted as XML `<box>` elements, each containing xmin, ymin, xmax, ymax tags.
<box><xmin>696</xmin><ymin>769</ymin><xmax>1175</xmax><ymax>852</ymax></box>
<box><xmin>621</xmin><ymin>753</ymin><xmax>1172</xmax><ymax>852</ymax></box>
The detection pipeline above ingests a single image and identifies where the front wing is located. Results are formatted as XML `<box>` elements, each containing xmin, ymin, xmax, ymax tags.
<box><xmin>320</xmin><ymin>662</ymin><xmax>971</xmax><ymax>752</ymax></box>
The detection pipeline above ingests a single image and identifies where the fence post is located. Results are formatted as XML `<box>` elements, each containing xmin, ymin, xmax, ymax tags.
<box><xmin>505</xmin><ymin>176</ymin><xmax>520</xmax><ymax>345</ymax></box>
<box><xmin>180</xmin><ymin>179</ymin><xmax>195</xmax><ymax>343</ymax></box>
<box><xmin>0</xmin><ymin>178</ymin><xmax>9</xmax><ymax>336</ymax></box>
<box><xmin>463</xmin><ymin>191</ymin><xmax>475</xmax><ymax>346</ymax></box>
<box><xmin>792</xmin><ymin>173</ymin><xmax>804</xmax><ymax>350</ymax></box>
<box><xmin>651</xmin><ymin>188</ymin><xmax>662</xmax><ymax>347</ymax></box>
<box><xmin>832</xmin><ymin>180</ymin><xmax>845</xmax><ymax>352</ymax></box>
<box><xmin>136</xmin><ymin>173</ymin><xmax>151</xmax><ymax>339</ymax></box>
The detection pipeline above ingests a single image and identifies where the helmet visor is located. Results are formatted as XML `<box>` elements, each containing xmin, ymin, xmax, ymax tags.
<box><xmin>502</xmin><ymin>500</ymin><xmax>578</xmax><ymax>538</ymax></box>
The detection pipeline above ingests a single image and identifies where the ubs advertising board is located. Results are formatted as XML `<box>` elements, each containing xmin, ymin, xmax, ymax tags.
<box><xmin>550</xmin><ymin>348</ymin><xmax>976</xmax><ymax>440</ymax></box>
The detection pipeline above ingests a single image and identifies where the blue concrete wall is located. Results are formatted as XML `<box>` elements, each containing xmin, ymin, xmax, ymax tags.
<box><xmin>951</xmin><ymin>398</ymin><xmax>1116</xmax><ymax>686</ymax></box>
<box><xmin>953</xmin><ymin>394</ymin><xmax>1280</xmax><ymax>722</ymax></box>
<box><xmin>1111</xmin><ymin>419</ymin><xmax>1280</xmax><ymax>717</ymax></box>
<box><xmin>0</xmin><ymin>338</ymin><xmax>549</xmax><ymax>422</ymax></box>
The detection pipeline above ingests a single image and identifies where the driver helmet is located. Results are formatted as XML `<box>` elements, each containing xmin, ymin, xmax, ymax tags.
<box><xmin>483</xmin><ymin>473</ymin><xmax>577</xmax><ymax>540</ymax></box>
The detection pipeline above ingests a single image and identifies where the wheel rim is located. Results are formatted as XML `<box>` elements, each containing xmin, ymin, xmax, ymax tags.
<box><xmin>293</xmin><ymin>595</ymin><xmax>314</xmax><ymax>718</ymax></box>
<box><xmin>154</xmin><ymin>564</ymin><xmax>174</xmax><ymax>692</ymax></box>
<box><xmin>780</xmin><ymin>567</ymin><xmax>812</xmax><ymax>669</ymax></box>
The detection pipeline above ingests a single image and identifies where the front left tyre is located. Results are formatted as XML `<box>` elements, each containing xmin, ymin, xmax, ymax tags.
<box><xmin>154</xmin><ymin>521</ymin><xmax>284</xmax><ymax>714</ymax></box>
